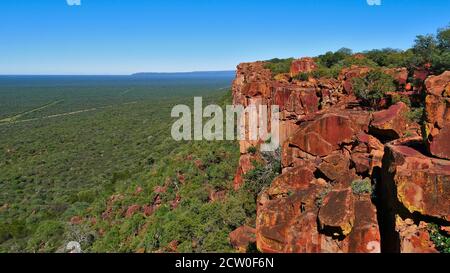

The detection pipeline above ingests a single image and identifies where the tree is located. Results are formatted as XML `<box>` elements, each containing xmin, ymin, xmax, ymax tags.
<box><xmin>352</xmin><ymin>70</ymin><xmax>396</xmax><ymax>108</ymax></box>
<box><xmin>437</xmin><ymin>25</ymin><xmax>450</xmax><ymax>51</ymax></box>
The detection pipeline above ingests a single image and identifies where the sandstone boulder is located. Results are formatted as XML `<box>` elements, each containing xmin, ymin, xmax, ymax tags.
<box><xmin>229</xmin><ymin>226</ymin><xmax>256</xmax><ymax>253</ymax></box>
<box><xmin>318</xmin><ymin>188</ymin><xmax>355</xmax><ymax>237</ymax></box>
<box><xmin>370</xmin><ymin>102</ymin><xmax>410</xmax><ymax>140</ymax></box>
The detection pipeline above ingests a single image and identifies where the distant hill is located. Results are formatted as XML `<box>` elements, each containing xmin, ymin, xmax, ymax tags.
<box><xmin>131</xmin><ymin>70</ymin><xmax>235</xmax><ymax>79</ymax></box>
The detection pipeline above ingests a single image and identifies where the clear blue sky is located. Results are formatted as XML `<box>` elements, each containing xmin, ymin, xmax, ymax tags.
<box><xmin>0</xmin><ymin>0</ymin><xmax>449</xmax><ymax>75</ymax></box>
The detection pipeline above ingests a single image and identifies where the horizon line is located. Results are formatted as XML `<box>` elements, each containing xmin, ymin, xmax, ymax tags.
<box><xmin>0</xmin><ymin>70</ymin><xmax>237</xmax><ymax>77</ymax></box>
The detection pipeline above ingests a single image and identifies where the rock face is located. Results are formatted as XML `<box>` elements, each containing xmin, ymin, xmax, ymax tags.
<box><xmin>383</xmin><ymin>141</ymin><xmax>450</xmax><ymax>221</ymax></box>
<box><xmin>231</xmin><ymin>58</ymin><xmax>449</xmax><ymax>253</ymax></box>
<box><xmin>424</xmin><ymin>71</ymin><xmax>450</xmax><ymax>160</ymax></box>
<box><xmin>290</xmin><ymin>57</ymin><xmax>317</xmax><ymax>76</ymax></box>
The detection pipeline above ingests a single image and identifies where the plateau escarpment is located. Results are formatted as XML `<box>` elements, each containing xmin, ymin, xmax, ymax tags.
<box><xmin>230</xmin><ymin>55</ymin><xmax>450</xmax><ymax>253</ymax></box>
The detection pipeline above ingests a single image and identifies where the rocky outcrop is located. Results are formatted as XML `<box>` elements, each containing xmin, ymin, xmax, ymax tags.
<box><xmin>290</xmin><ymin>57</ymin><xmax>317</xmax><ymax>76</ymax></box>
<box><xmin>424</xmin><ymin>71</ymin><xmax>450</xmax><ymax>160</ymax></box>
<box><xmin>231</xmin><ymin>57</ymin><xmax>449</xmax><ymax>253</ymax></box>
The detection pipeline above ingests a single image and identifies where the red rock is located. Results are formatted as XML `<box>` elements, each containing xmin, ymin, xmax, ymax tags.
<box><xmin>370</xmin><ymin>102</ymin><xmax>410</xmax><ymax>140</ymax></box>
<box><xmin>383</xmin><ymin>141</ymin><xmax>450</xmax><ymax>221</ymax></box>
<box><xmin>167</xmin><ymin>240</ymin><xmax>179</xmax><ymax>252</ymax></box>
<box><xmin>346</xmin><ymin>197</ymin><xmax>381</xmax><ymax>253</ymax></box>
<box><xmin>208</xmin><ymin>189</ymin><xmax>226</xmax><ymax>202</ymax></box>
<box><xmin>229</xmin><ymin>226</ymin><xmax>256</xmax><ymax>252</ymax></box>
<box><xmin>384</xmin><ymin>67</ymin><xmax>408</xmax><ymax>86</ymax></box>
<box><xmin>339</xmin><ymin>66</ymin><xmax>371</xmax><ymax>94</ymax></box>
<box><xmin>267</xmin><ymin>166</ymin><xmax>315</xmax><ymax>197</ymax></box>
<box><xmin>194</xmin><ymin>159</ymin><xmax>205</xmax><ymax>170</ymax></box>
<box><xmin>256</xmin><ymin>183</ymin><xmax>329</xmax><ymax>253</ymax></box>
<box><xmin>290</xmin><ymin>114</ymin><xmax>355</xmax><ymax>156</ymax></box>
<box><xmin>125</xmin><ymin>205</ymin><xmax>141</xmax><ymax>218</ymax></box>
<box><xmin>290</xmin><ymin>57</ymin><xmax>317</xmax><ymax>76</ymax></box>
<box><xmin>170</xmin><ymin>194</ymin><xmax>181</xmax><ymax>209</ymax></box>
<box><xmin>425</xmin><ymin>71</ymin><xmax>450</xmax><ymax>96</ymax></box>
<box><xmin>143</xmin><ymin>205</ymin><xmax>155</xmax><ymax>217</ymax></box>
<box><xmin>70</xmin><ymin>216</ymin><xmax>83</xmax><ymax>225</ymax></box>
<box><xmin>424</xmin><ymin>71</ymin><xmax>450</xmax><ymax>160</ymax></box>
<box><xmin>318</xmin><ymin>188</ymin><xmax>355</xmax><ymax>236</ymax></box>
<box><xmin>233</xmin><ymin>154</ymin><xmax>260</xmax><ymax>190</ymax></box>
<box><xmin>135</xmin><ymin>186</ymin><xmax>143</xmax><ymax>195</ymax></box>
<box><xmin>405</xmin><ymin>83</ymin><xmax>412</xmax><ymax>91</ymax></box>
<box><xmin>318</xmin><ymin>152</ymin><xmax>356</xmax><ymax>185</ymax></box>
<box><xmin>351</xmin><ymin>153</ymin><xmax>371</xmax><ymax>174</ymax></box>
<box><xmin>396</xmin><ymin>217</ymin><xmax>438</xmax><ymax>253</ymax></box>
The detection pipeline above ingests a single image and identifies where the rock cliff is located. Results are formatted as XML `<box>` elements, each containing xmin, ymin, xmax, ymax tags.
<box><xmin>230</xmin><ymin>56</ymin><xmax>450</xmax><ymax>253</ymax></box>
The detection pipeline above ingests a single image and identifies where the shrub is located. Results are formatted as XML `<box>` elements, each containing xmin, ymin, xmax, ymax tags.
<box><xmin>404</xmin><ymin>107</ymin><xmax>424</xmax><ymax>123</ymax></box>
<box><xmin>263</xmin><ymin>58</ymin><xmax>294</xmax><ymax>75</ymax></box>
<box><xmin>316</xmin><ymin>48</ymin><xmax>353</xmax><ymax>68</ymax></box>
<box><xmin>244</xmin><ymin>149</ymin><xmax>281</xmax><ymax>199</ymax></box>
<box><xmin>391</xmin><ymin>93</ymin><xmax>411</xmax><ymax>107</ymax></box>
<box><xmin>429</xmin><ymin>223</ymin><xmax>450</xmax><ymax>253</ymax></box>
<box><xmin>310</xmin><ymin>65</ymin><xmax>343</xmax><ymax>79</ymax></box>
<box><xmin>352</xmin><ymin>70</ymin><xmax>396</xmax><ymax>108</ymax></box>
<box><xmin>351</xmin><ymin>178</ymin><xmax>372</xmax><ymax>196</ymax></box>
<box><xmin>295</xmin><ymin>72</ymin><xmax>309</xmax><ymax>81</ymax></box>
<box><xmin>247</xmin><ymin>146</ymin><xmax>257</xmax><ymax>155</ymax></box>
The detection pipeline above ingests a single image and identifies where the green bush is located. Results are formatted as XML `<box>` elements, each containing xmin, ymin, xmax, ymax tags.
<box><xmin>310</xmin><ymin>65</ymin><xmax>343</xmax><ymax>79</ymax></box>
<box><xmin>391</xmin><ymin>93</ymin><xmax>411</xmax><ymax>107</ymax></box>
<box><xmin>429</xmin><ymin>223</ymin><xmax>450</xmax><ymax>253</ymax></box>
<box><xmin>351</xmin><ymin>178</ymin><xmax>372</xmax><ymax>196</ymax></box>
<box><xmin>295</xmin><ymin>72</ymin><xmax>309</xmax><ymax>81</ymax></box>
<box><xmin>316</xmin><ymin>48</ymin><xmax>353</xmax><ymax>68</ymax></box>
<box><xmin>263</xmin><ymin>58</ymin><xmax>294</xmax><ymax>75</ymax></box>
<box><xmin>404</xmin><ymin>107</ymin><xmax>424</xmax><ymax>123</ymax></box>
<box><xmin>352</xmin><ymin>70</ymin><xmax>396</xmax><ymax>108</ymax></box>
<box><xmin>244</xmin><ymin>150</ymin><xmax>281</xmax><ymax>199</ymax></box>
<box><xmin>247</xmin><ymin>146</ymin><xmax>257</xmax><ymax>155</ymax></box>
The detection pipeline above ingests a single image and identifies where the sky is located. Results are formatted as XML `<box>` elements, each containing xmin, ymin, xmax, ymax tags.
<box><xmin>0</xmin><ymin>0</ymin><xmax>449</xmax><ymax>75</ymax></box>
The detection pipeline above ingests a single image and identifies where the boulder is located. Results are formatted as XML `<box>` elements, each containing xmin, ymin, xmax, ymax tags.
<box><xmin>383</xmin><ymin>141</ymin><xmax>450</xmax><ymax>221</ymax></box>
<box><xmin>318</xmin><ymin>188</ymin><xmax>355</xmax><ymax>237</ymax></box>
<box><xmin>384</xmin><ymin>67</ymin><xmax>408</xmax><ymax>86</ymax></box>
<box><xmin>267</xmin><ymin>166</ymin><xmax>315</xmax><ymax>197</ymax></box>
<box><xmin>424</xmin><ymin>71</ymin><xmax>450</xmax><ymax>160</ymax></box>
<box><xmin>346</xmin><ymin>197</ymin><xmax>381</xmax><ymax>253</ymax></box>
<box><xmin>125</xmin><ymin>205</ymin><xmax>141</xmax><ymax>218</ymax></box>
<box><xmin>396</xmin><ymin>217</ymin><xmax>438</xmax><ymax>253</ymax></box>
<box><xmin>289</xmin><ymin>114</ymin><xmax>355</xmax><ymax>156</ymax></box>
<box><xmin>425</xmin><ymin>71</ymin><xmax>450</xmax><ymax>96</ymax></box>
<box><xmin>229</xmin><ymin>226</ymin><xmax>256</xmax><ymax>252</ymax></box>
<box><xmin>370</xmin><ymin>102</ymin><xmax>410</xmax><ymax>140</ymax></box>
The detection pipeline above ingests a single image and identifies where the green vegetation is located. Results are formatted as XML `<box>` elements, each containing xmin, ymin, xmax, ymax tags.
<box><xmin>247</xmin><ymin>146</ymin><xmax>257</xmax><ymax>155</ymax></box>
<box><xmin>243</xmin><ymin>149</ymin><xmax>281</xmax><ymax>200</ymax></box>
<box><xmin>429</xmin><ymin>224</ymin><xmax>450</xmax><ymax>253</ymax></box>
<box><xmin>352</xmin><ymin>70</ymin><xmax>396</xmax><ymax>108</ymax></box>
<box><xmin>404</xmin><ymin>107</ymin><xmax>424</xmax><ymax>123</ymax></box>
<box><xmin>351</xmin><ymin>178</ymin><xmax>372</xmax><ymax>196</ymax></box>
<box><xmin>263</xmin><ymin>58</ymin><xmax>294</xmax><ymax>75</ymax></box>
<box><xmin>0</xmin><ymin>76</ymin><xmax>255</xmax><ymax>253</ymax></box>
<box><xmin>295</xmin><ymin>72</ymin><xmax>309</xmax><ymax>81</ymax></box>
